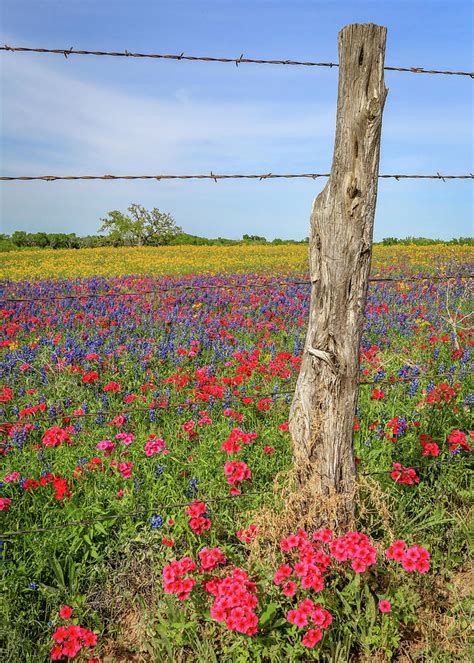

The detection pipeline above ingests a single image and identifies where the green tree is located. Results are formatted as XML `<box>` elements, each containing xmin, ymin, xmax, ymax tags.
<box><xmin>11</xmin><ymin>231</ymin><xmax>30</xmax><ymax>247</ymax></box>
<box><xmin>99</xmin><ymin>204</ymin><xmax>182</xmax><ymax>246</ymax></box>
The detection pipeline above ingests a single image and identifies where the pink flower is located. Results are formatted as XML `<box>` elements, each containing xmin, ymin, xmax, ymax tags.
<box><xmin>116</xmin><ymin>432</ymin><xmax>135</xmax><ymax>445</ymax></box>
<box><xmin>144</xmin><ymin>435</ymin><xmax>166</xmax><ymax>456</ymax></box>
<box><xmin>3</xmin><ymin>471</ymin><xmax>20</xmax><ymax>483</ymax></box>
<box><xmin>378</xmin><ymin>599</ymin><xmax>392</xmax><ymax>613</ymax></box>
<box><xmin>386</xmin><ymin>540</ymin><xmax>430</xmax><ymax>574</ymax></box>
<box><xmin>287</xmin><ymin>609</ymin><xmax>308</xmax><ymax>628</ymax></box>
<box><xmin>96</xmin><ymin>439</ymin><xmax>115</xmax><ymax>455</ymax></box>
<box><xmin>117</xmin><ymin>461</ymin><xmax>133</xmax><ymax>479</ymax></box>
<box><xmin>282</xmin><ymin>581</ymin><xmax>297</xmax><ymax>597</ymax></box>
<box><xmin>302</xmin><ymin>627</ymin><xmax>322</xmax><ymax>648</ymax></box>
<box><xmin>0</xmin><ymin>497</ymin><xmax>12</xmax><ymax>511</ymax></box>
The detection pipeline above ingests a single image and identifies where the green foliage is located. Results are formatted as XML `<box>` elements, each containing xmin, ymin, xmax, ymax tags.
<box><xmin>99</xmin><ymin>204</ymin><xmax>182</xmax><ymax>246</ymax></box>
<box><xmin>380</xmin><ymin>236</ymin><xmax>473</xmax><ymax>246</ymax></box>
<box><xmin>243</xmin><ymin>234</ymin><xmax>267</xmax><ymax>243</ymax></box>
<box><xmin>2</xmin><ymin>224</ymin><xmax>471</xmax><ymax>252</ymax></box>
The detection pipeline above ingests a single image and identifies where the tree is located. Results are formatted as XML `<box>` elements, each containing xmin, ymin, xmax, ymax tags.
<box><xmin>11</xmin><ymin>231</ymin><xmax>29</xmax><ymax>247</ymax></box>
<box><xmin>242</xmin><ymin>234</ymin><xmax>267</xmax><ymax>242</ymax></box>
<box><xmin>99</xmin><ymin>204</ymin><xmax>182</xmax><ymax>246</ymax></box>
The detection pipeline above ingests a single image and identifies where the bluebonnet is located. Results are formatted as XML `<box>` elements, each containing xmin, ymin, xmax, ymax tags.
<box><xmin>150</xmin><ymin>515</ymin><xmax>163</xmax><ymax>529</ymax></box>
<box><xmin>188</xmin><ymin>477</ymin><xmax>199</xmax><ymax>498</ymax></box>
<box><xmin>461</xmin><ymin>346</ymin><xmax>470</xmax><ymax>364</ymax></box>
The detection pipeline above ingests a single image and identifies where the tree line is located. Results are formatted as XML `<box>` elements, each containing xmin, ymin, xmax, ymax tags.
<box><xmin>1</xmin><ymin>203</ymin><xmax>472</xmax><ymax>250</ymax></box>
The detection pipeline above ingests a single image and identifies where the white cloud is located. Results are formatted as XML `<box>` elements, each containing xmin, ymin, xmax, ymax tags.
<box><xmin>0</xmin><ymin>56</ymin><xmax>336</xmax><ymax>174</ymax></box>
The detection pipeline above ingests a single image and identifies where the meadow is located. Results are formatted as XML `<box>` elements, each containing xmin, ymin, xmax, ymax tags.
<box><xmin>1</xmin><ymin>243</ymin><xmax>473</xmax><ymax>280</ymax></box>
<box><xmin>0</xmin><ymin>244</ymin><xmax>472</xmax><ymax>661</ymax></box>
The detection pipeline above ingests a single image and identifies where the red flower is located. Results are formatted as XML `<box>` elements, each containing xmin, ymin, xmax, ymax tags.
<box><xmin>103</xmin><ymin>381</ymin><xmax>121</xmax><ymax>392</ymax></box>
<box><xmin>42</xmin><ymin>427</ymin><xmax>73</xmax><ymax>448</ymax></box>
<box><xmin>371</xmin><ymin>389</ymin><xmax>385</xmax><ymax>400</ymax></box>
<box><xmin>391</xmin><ymin>463</ymin><xmax>419</xmax><ymax>485</ymax></box>
<box><xmin>82</xmin><ymin>371</ymin><xmax>99</xmax><ymax>383</ymax></box>
<box><xmin>59</xmin><ymin>605</ymin><xmax>73</xmax><ymax>620</ymax></box>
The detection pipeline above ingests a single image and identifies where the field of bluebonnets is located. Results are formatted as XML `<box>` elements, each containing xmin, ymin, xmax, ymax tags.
<box><xmin>0</xmin><ymin>244</ymin><xmax>472</xmax><ymax>662</ymax></box>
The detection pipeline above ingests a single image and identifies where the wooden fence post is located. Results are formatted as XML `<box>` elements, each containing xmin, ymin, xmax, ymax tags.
<box><xmin>289</xmin><ymin>23</ymin><xmax>388</xmax><ymax>528</ymax></box>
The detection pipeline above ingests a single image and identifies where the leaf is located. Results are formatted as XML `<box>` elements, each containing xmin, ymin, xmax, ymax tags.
<box><xmin>259</xmin><ymin>602</ymin><xmax>278</xmax><ymax>627</ymax></box>
<box><xmin>364</xmin><ymin>584</ymin><xmax>377</xmax><ymax>626</ymax></box>
<box><xmin>50</xmin><ymin>556</ymin><xmax>65</xmax><ymax>589</ymax></box>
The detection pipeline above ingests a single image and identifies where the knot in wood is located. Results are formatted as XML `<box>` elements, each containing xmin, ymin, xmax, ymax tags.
<box><xmin>347</xmin><ymin>179</ymin><xmax>359</xmax><ymax>199</ymax></box>
<box><xmin>366</xmin><ymin>97</ymin><xmax>381</xmax><ymax>120</ymax></box>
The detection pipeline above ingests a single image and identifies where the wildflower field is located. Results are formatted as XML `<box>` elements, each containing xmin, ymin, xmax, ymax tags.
<box><xmin>0</xmin><ymin>244</ymin><xmax>472</xmax><ymax>661</ymax></box>
<box><xmin>1</xmin><ymin>243</ymin><xmax>473</xmax><ymax>280</ymax></box>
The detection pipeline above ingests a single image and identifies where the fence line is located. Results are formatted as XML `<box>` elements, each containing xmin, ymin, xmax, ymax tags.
<box><xmin>360</xmin><ymin>457</ymin><xmax>472</xmax><ymax>476</ymax></box>
<box><xmin>1</xmin><ymin>273</ymin><xmax>472</xmax><ymax>304</ymax></box>
<box><xmin>1</xmin><ymin>45</ymin><xmax>473</xmax><ymax>77</ymax></box>
<box><xmin>1</xmin><ymin>369</ymin><xmax>470</xmax><ymax>428</ymax></box>
<box><xmin>1</xmin><ymin>172</ymin><xmax>474</xmax><ymax>183</ymax></box>
<box><xmin>0</xmin><ymin>490</ymin><xmax>273</xmax><ymax>538</ymax></box>
<box><xmin>2</xmin><ymin>457</ymin><xmax>472</xmax><ymax>539</ymax></box>
<box><xmin>0</xmin><ymin>388</ymin><xmax>297</xmax><ymax>427</ymax></box>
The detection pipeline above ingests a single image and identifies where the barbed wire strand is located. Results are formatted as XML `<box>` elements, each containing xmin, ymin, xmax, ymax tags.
<box><xmin>1</xmin><ymin>273</ymin><xmax>472</xmax><ymax>304</ymax></box>
<box><xmin>0</xmin><ymin>388</ymin><xmax>297</xmax><ymax>427</ymax></box>
<box><xmin>1</xmin><ymin>369</ymin><xmax>471</xmax><ymax>428</ymax></box>
<box><xmin>1</xmin><ymin>173</ymin><xmax>474</xmax><ymax>182</ymax></box>
<box><xmin>361</xmin><ymin>457</ymin><xmax>473</xmax><ymax>476</ymax></box>
<box><xmin>2</xmin><ymin>457</ymin><xmax>472</xmax><ymax>539</ymax></box>
<box><xmin>0</xmin><ymin>490</ymin><xmax>274</xmax><ymax>538</ymax></box>
<box><xmin>1</xmin><ymin>45</ymin><xmax>473</xmax><ymax>77</ymax></box>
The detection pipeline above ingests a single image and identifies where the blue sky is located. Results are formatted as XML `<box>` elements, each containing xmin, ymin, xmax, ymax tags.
<box><xmin>0</xmin><ymin>0</ymin><xmax>472</xmax><ymax>240</ymax></box>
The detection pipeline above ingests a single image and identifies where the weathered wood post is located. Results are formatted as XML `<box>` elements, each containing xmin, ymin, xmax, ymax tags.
<box><xmin>289</xmin><ymin>24</ymin><xmax>387</xmax><ymax>528</ymax></box>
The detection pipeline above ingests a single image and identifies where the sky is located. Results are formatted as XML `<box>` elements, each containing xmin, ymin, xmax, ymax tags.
<box><xmin>0</xmin><ymin>0</ymin><xmax>472</xmax><ymax>241</ymax></box>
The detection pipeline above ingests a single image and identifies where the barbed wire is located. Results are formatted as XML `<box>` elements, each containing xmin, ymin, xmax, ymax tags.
<box><xmin>0</xmin><ymin>387</ymin><xmax>297</xmax><ymax>427</ymax></box>
<box><xmin>1</xmin><ymin>45</ymin><xmax>473</xmax><ymax>77</ymax></box>
<box><xmin>1</xmin><ymin>273</ymin><xmax>472</xmax><ymax>304</ymax></box>
<box><xmin>0</xmin><ymin>490</ymin><xmax>273</xmax><ymax>538</ymax></box>
<box><xmin>1</xmin><ymin>172</ymin><xmax>474</xmax><ymax>182</ymax></box>
<box><xmin>1</xmin><ymin>369</ymin><xmax>470</xmax><ymax>429</ymax></box>
<box><xmin>2</xmin><ymin>456</ymin><xmax>472</xmax><ymax>539</ymax></box>
<box><xmin>360</xmin><ymin>456</ymin><xmax>473</xmax><ymax>476</ymax></box>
